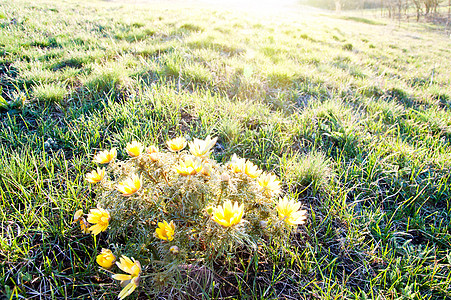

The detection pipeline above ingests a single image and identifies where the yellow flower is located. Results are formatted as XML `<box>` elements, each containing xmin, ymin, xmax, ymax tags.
<box><xmin>96</xmin><ymin>248</ymin><xmax>116</xmax><ymax>269</ymax></box>
<box><xmin>85</xmin><ymin>167</ymin><xmax>106</xmax><ymax>184</ymax></box>
<box><xmin>73</xmin><ymin>210</ymin><xmax>90</xmax><ymax>234</ymax></box>
<box><xmin>87</xmin><ymin>207</ymin><xmax>110</xmax><ymax>236</ymax></box>
<box><xmin>244</xmin><ymin>161</ymin><xmax>262</xmax><ymax>179</ymax></box>
<box><xmin>175</xmin><ymin>156</ymin><xmax>203</xmax><ymax>176</ymax></box>
<box><xmin>276</xmin><ymin>197</ymin><xmax>307</xmax><ymax>226</ymax></box>
<box><xmin>147</xmin><ymin>145</ymin><xmax>158</xmax><ymax>154</ymax></box>
<box><xmin>166</xmin><ymin>136</ymin><xmax>187</xmax><ymax>152</ymax></box>
<box><xmin>93</xmin><ymin>148</ymin><xmax>117</xmax><ymax>164</ymax></box>
<box><xmin>212</xmin><ymin>200</ymin><xmax>244</xmax><ymax>227</ymax></box>
<box><xmin>155</xmin><ymin>220</ymin><xmax>176</xmax><ymax>241</ymax></box>
<box><xmin>79</xmin><ymin>218</ymin><xmax>90</xmax><ymax>234</ymax></box>
<box><xmin>112</xmin><ymin>256</ymin><xmax>141</xmax><ymax>300</ymax></box>
<box><xmin>257</xmin><ymin>172</ymin><xmax>281</xmax><ymax>197</ymax></box>
<box><xmin>126</xmin><ymin>141</ymin><xmax>144</xmax><ymax>157</ymax></box>
<box><xmin>117</xmin><ymin>174</ymin><xmax>142</xmax><ymax>196</ymax></box>
<box><xmin>188</xmin><ymin>135</ymin><xmax>217</xmax><ymax>157</ymax></box>
<box><xmin>115</xmin><ymin>256</ymin><xmax>142</xmax><ymax>277</ymax></box>
<box><xmin>229</xmin><ymin>154</ymin><xmax>246</xmax><ymax>173</ymax></box>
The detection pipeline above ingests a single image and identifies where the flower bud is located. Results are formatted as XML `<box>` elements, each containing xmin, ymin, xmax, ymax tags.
<box><xmin>201</xmin><ymin>164</ymin><xmax>212</xmax><ymax>176</ymax></box>
<box><xmin>149</xmin><ymin>152</ymin><xmax>159</xmax><ymax>162</ymax></box>
<box><xmin>147</xmin><ymin>145</ymin><xmax>158</xmax><ymax>154</ymax></box>
<box><xmin>221</xmin><ymin>172</ymin><xmax>230</xmax><ymax>182</ymax></box>
<box><xmin>96</xmin><ymin>248</ymin><xmax>116</xmax><ymax>269</ymax></box>
<box><xmin>73</xmin><ymin>209</ymin><xmax>84</xmax><ymax>223</ymax></box>
<box><xmin>205</xmin><ymin>206</ymin><xmax>214</xmax><ymax>215</ymax></box>
<box><xmin>169</xmin><ymin>246</ymin><xmax>179</xmax><ymax>255</ymax></box>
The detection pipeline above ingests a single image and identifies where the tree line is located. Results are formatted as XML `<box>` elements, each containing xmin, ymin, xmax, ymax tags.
<box><xmin>301</xmin><ymin>0</ymin><xmax>451</xmax><ymax>22</ymax></box>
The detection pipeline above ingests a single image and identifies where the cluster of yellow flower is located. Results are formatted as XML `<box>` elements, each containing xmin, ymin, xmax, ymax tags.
<box><xmin>76</xmin><ymin>135</ymin><xmax>307</xmax><ymax>298</ymax></box>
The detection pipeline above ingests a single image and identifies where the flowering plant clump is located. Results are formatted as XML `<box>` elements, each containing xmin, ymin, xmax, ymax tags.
<box><xmin>75</xmin><ymin>136</ymin><xmax>307</xmax><ymax>298</ymax></box>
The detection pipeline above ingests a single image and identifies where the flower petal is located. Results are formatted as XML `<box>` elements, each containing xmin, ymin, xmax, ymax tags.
<box><xmin>118</xmin><ymin>281</ymin><xmax>137</xmax><ymax>300</ymax></box>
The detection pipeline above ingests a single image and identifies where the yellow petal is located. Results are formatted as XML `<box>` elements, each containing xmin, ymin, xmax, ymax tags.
<box><xmin>113</xmin><ymin>274</ymin><xmax>132</xmax><ymax>281</ymax></box>
<box><xmin>118</xmin><ymin>281</ymin><xmax>137</xmax><ymax>300</ymax></box>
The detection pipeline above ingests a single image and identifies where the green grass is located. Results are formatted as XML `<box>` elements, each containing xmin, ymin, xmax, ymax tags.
<box><xmin>1</xmin><ymin>0</ymin><xmax>451</xmax><ymax>298</ymax></box>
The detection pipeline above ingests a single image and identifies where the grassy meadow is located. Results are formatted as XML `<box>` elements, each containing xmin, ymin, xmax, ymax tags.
<box><xmin>1</xmin><ymin>0</ymin><xmax>451</xmax><ymax>298</ymax></box>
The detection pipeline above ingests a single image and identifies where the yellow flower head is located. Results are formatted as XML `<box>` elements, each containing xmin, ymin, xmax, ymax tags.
<box><xmin>147</xmin><ymin>145</ymin><xmax>159</xmax><ymax>154</ymax></box>
<box><xmin>115</xmin><ymin>256</ymin><xmax>142</xmax><ymax>278</ymax></box>
<box><xmin>166</xmin><ymin>136</ymin><xmax>187</xmax><ymax>152</ymax></box>
<box><xmin>112</xmin><ymin>256</ymin><xmax>142</xmax><ymax>300</ymax></box>
<box><xmin>85</xmin><ymin>167</ymin><xmax>106</xmax><ymax>184</ymax></box>
<box><xmin>212</xmin><ymin>200</ymin><xmax>244</xmax><ymax>227</ymax></box>
<box><xmin>87</xmin><ymin>207</ymin><xmax>110</xmax><ymax>236</ymax></box>
<box><xmin>257</xmin><ymin>172</ymin><xmax>281</xmax><ymax>197</ymax></box>
<box><xmin>93</xmin><ymin>148</ymin><xmax>117</xmax><ymax>164</ymax></box>
<box><xmin>244</xmin><ymin>161</ymin><xmax>262</xmax><ymax>179</ymax></box>
<box><xmin>155</xmin><ymin>220</ymin><xmax>176</xmax><ymax>241</ymax></box>
<box><xmin>229</xmin><ymin>154</ymin><xmax>246</xmax><ymax>173</ymax></box>
<box><xmin>117</xmin><ymin>174</ymin><xmax>142</xmax><ymax>196</ymax></box>
<box><xmin>96</xmin><ymin>248</ymin><xmax>116</xmax><ymax>269</ymax></box>
<box><xmin>276</xmin><ymin>197</ymin><xmax>307</xmax><ymax>226</ymax></box>
<box><xmin>175</xmin><ymin>156</ymin><xmax>203</xmax><ymax>176</ymax></box>
<box><xmin>126</xmin><ymin>141</ymin><xmax>144</xmax><ymax>157</ymax></box>
<box><xmin>188</xmin><ymin>135</ymin><xmax>218</xmax><ymax>157</ymax></box>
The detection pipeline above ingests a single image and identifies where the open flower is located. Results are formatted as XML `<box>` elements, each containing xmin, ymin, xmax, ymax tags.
<box><xmin>175</xmin><ymin>156</ymin><xmax>203</xmax><ymax>176</ymax></box>
<box><xmin>85</xmin><ymin>167</ymin><xmax>106</xmax><ymax>184</ymax></box>
<box><xmin>229</xmin><ymin>154</ymin><xmax>246</xmax><ymax>173</ymax></box>
<box><xmin>87</xmin><ymin>207</ymin><xmax>110</xmax><ymax>236</ymax></box>
<box><xmin>97</xmin><ymin>248</ymin><xmax>116</xmax><ymax>269</ymax></box>
<box><xmin>93</xmin><ymin>148</ymin><xmax>117</xmax><ymax>164</ymax></box>
<box><xmin>117</xmin><ymin>174</ymin><xmax>142</xmax><ymax>196</ymax></box>
<box><xmin>276</xmin><ymin>197</ymin><xmax>307</xmax><ymax>226</ymax></box>
<box><xmin>166</xmin><ymin>137</ymin><xmax>187</xmax><ymax>152</ymax></box>
<box><xmin>126</xmin><ymin>141</ymin><xmax>144</xmax><ymax>157</ymax></box>
<box><xmin>244</xmin><ymin>161</ymin><xmax>262</xmax><ymax>179</ymax></box>
<box><xmin>112</xmin><ymin>256</ymin><xmax>141</xmax><ymax>300</ymax></box>
<box><xmin>155</xmin><ymin>220</ymin><xmax>175</xmax><ymax>241</ymax></box>
<box><xmin>257</xmin><ymin>172</ymin><xmax>281</xmax><ymax>197</ymax></box>
<box><xmin>188</xmin><ymin>135</ymin><xmax>217</xmax><ymax>157</ymax></box>
<box><xmin>212</xmin><ymin>200</ymin><xmax>244</xmax><ymax>227</ymax></box>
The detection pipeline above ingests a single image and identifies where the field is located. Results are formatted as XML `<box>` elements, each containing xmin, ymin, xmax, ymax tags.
<box><xmin>1</xmin><ymin>0</ymin><xmax>451</xmax><ymax>298</ymax></box>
